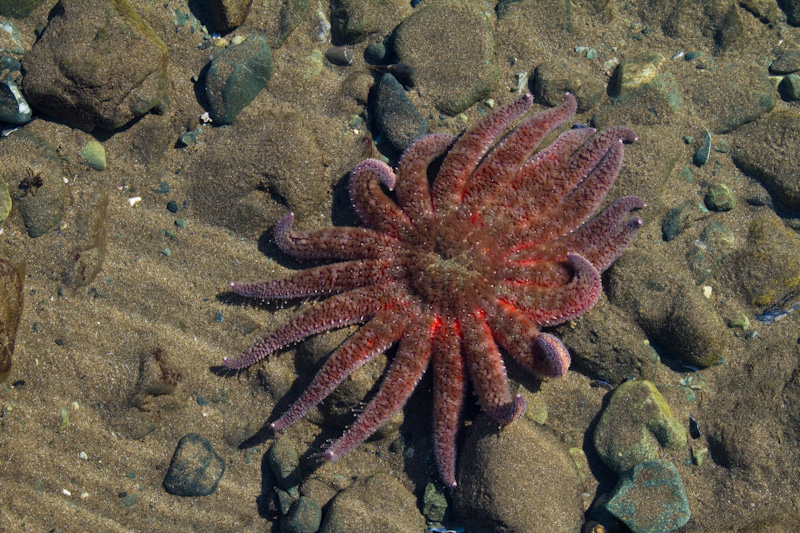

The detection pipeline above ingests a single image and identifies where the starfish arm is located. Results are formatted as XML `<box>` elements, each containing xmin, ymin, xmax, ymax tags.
<box><xmin>271</xmin><ymin>305</ymin><xmax>410</xmax><ymax>431</ymax></box>
<box><xmin>431</xmin><ymin>317</ymin><xmax>466</xmax><ymax>488</ymax></box>
<box><xmin>460</xmin><ymin>309</ymin><xmax>527</xmax><ymax>424</ymax></box>
<box><xmin>324</xmin><ymin>313</ymin><xmax>433</xmax><ymax>462</ymax></box>
<box><xmin>432</xmin><ymin>93</ymin><xmax>533</xmax><ymax>215</ymax></box>
<box><xmin>349</xmin><ymin>159</ymin><xmax>414</xmax><ymax>238</ymax></box>
<box><xmin>493</xmin><ymin>127</ymin><xmax>596</xmax><ymax>228</ymax></box>
<box><xmin>231</xmin><ymin>259</ymin><xmax>401</xmax><ymax>299</ymax></box>
<box><xmin>500</xmin><ymin>253</ymin><xmax>602</xmax><ymax>327</ymax></box>
<box><xmin>485</xmin><ymin>298</ymin><xmax>571</xmax><ymax>377</ymax></box>
<box><xmin>584</xmin><ymin>215</ymin><xmax>644</xmax><ymax>272</ymax></box>
<box><xmin>462</xmin><ymin>93</ymin><xmax>577</xmax><ymax>213</ymax></box>
<box><xmin>394</xmin><ymin>133</ymin><xmax>456</xmax><ymax>228</ymax></box>
<box><xmin>275</xmin><ymin>212</ymin><xmax>399</xmax><ymax>260</ymax></box>
<box><xmin>223</xmin><ymin>285</ymin><xmax>395</xmax><ymax>369</ymax></box>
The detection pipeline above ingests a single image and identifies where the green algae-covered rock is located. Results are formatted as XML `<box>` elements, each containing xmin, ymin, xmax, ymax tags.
<box><xmin>594</xmin><ymin>380</ymin><xmax>686</xmax><ymax>475</ymax></box>
<box><xmin>605</xmin><ymin>459</ymin><xmax>690</xmax><ymax>533</ymax></box>
<box><xmin>81</xmin><ymin>139</ymin><xmax>107</xmax><ymax>171</ymax></box>
<box><xmin>204</xmin><ymin>34</ymin><xmax>272</xmax><ymax>125</ymax></box>
<box><xmin>267</xmin><ymin>436</ymin><xmax>301</xmax><ymax>492</ymax></box>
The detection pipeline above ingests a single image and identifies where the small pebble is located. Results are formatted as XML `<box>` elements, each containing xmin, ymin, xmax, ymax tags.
<box><xmin>166</xmin><ymin>200</ymin><xmax>179</xmax><ymax>213</ymax></box>
<box><xmin>325</xmin><ymin>46</ymin><xmax>354</xmax><ymax>66</ymax></box>
<box><xmin>80</xmin><ymin>140</ymin><xmax>106</xmax><ymax>171</ymax></box>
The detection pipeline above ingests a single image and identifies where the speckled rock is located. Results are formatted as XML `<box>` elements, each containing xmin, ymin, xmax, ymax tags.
<box><xmin>606</xmin><ymin>251</ymin><xmax>727</xmax><ymax>368</ymax></box>
<box><xmin>0</xmin><ymin>130</ymin><xmax>66</xmax><ymax>237</ymax></box>
<box><xmin>319</xmin><ymin>473</ymin><xmax>424</xmax><ymax>533</ymax></box>
<box><xmin>604</xmin><ymin>459</ymin><xmax>690</xmax><ymax>533</ymax></box>
<box><xmin>394</xmin><ymin>0</ymin><xmax>499</xmax><ymax>115</ymax></box>
<box><xmin>594</xmin><ymin>51</ymin><xmax>682</xmax><ymax>128</ymax></box>
<box><xmin>204</xmin><ymin>34</ymin><xmax>272</xmax><ymax>125</ymax></box>
<box><xmin>686</xmin><ymin>221</ymin><xmax>736</xmax><ymax>285</ymax></box>
<box><xmin>163</xmin><ymin>433</ymin><xmax>225</xmax><ymax>496</ymax></box>
<box><xmin>594</xmin><ymin>380</ymin><xmax>687</xmax><ymax>475</ymax></box>
<box><xmin>22</xmin><ymin>0</ymin><xmax>168</xmax><ymax>131</ymax></box>
<box><xmin>720</xmin><ymin>209</ymin><xmax>800</xmax><ymax>308</ymax></box>
<box><xmin>372</xmin><ymin>73</ymin><xmax>427</xmax><ymax>153</ymax></box>
<box><xmin>533</xmin><ymin>62</ymin><xmax>606</xmax><ymax>112</ymax></box>
<box><xmin>732</xmin><ymin>110</ymin><xmax>800</xmax><ymax>209</ymax></box>
<box><xmin>704</xmin><ymin>183</ymin><xmax>736</xmax><ymax>211</ymax></box>
<box><xmin>453</xmin><ymin>415</ymin><xmax>584</xmax><ymax>533</ymax></box>
<box><xmin>281</xmin><ymin>496</ymin><xmax>322</xmax><ymax>533</ymax></box>
<box><xmin>330</xmin><ymin>0</ymin><xmax>411</xmax><ymax>44</ymax></box>
<box><xmin>0</xmin><ymin>19</ymin><xmax>23</xmax><ymax>55</ymax></box>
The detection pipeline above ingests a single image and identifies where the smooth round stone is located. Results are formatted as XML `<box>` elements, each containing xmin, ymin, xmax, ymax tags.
<box><xmin>163</xmin><ymin>433</ymin><xmax>225</xmax><ymax>496</ymax></box>
<box><xmin>80</xmin><ymin>139</ymin><xmax>106</xmax><ymax>170</ymax></box>
<box><xmin>0</xmin><ymin>75</ymin><xmax>31</xmax><ymax>124</ymax></box>
<box><xmin>704</xmin><ymin>183</ymin><xmax>736</xmax><ymax>211</ymax></box>
<box><xmin>281</xmin><ymin>496</ymin><xmax>322</xmax><ymax>533</ymax></box>
<box><xmin>268</xmin><ymin>436</ymin><xmax>302</xmax><ymax>492</ymax></box>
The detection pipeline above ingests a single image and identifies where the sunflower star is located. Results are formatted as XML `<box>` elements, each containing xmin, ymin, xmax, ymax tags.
<box><xmin>224</xmin><ymin>93</ymin><xmax>644</xmax><ymax>487</ymax></box>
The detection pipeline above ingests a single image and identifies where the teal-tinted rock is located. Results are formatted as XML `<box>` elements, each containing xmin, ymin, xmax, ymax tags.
<box><xmin>163</xmin><ymin>433</ymin><xmax>225</xmax><ymax>496</ymax></box>
<box><xmin>80</xmin><ymin>140</ymin><xmax>106</xmax><ymax>171</ymax></box>
<box><xmin>0</xmin><ymin>73</ymin><xmax>30</xmax><ymax>124</ymax></box>
<box><xmin>204</xmin><ymin>34</ymin><xmax>272</xmax><ymax>124</ymax></box>
<box><xmin>779</xmin><ymin>73</ymin><xmax>800</xmax><ymax>100</ymax></box>
<box><xmin>281</xmin><ymin>496</ymin><xmax>322</xmax><ymax>533</ymax></box>
<box><xmin>1</xmin><ymin>131</ymin><xmax>65</xmax><ymax>237</ymax></box>
<box><xmin>704</xmin><ymin>183</ymin><xmax>735</xmax><ymax>211</ymax></box>
<box><xmin>605</xmin><ymin>459</ymin><xmax>691</xmax><ymax>533</ymax></box>
<box><xmin>268</xmin><ymin>436</ymin><xmax>302</xmax><ymax>492</ymax></box>
<box><xmin>693</xmin><ymin>130</ymin><xmax>711</xmax><ymax>166</ymax></box>
<box><xmin>594</xmin><ymin>380</ymin><xmax>687</xmax><ymax>475</ymax></box>
<box><xmin>373</xmin><ymin>73</ymin><xmax>427</xmax><ymax>153</ymax></box>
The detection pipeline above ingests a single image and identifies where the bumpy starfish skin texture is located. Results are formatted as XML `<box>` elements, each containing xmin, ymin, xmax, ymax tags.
<box><xmin>225</xmin><ymin>93</ymin><xmax>644</xmax><ymax>487</ymax></box>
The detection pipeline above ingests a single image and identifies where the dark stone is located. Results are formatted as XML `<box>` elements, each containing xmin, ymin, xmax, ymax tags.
<box><xmin>770</xmin><ymin>50</ymin><xmax>800</xmax><ymax>74</ymax></box>
<box><xmin>205</xmin><ymin>0</ymin><xmax>253</xmax><ymax>32</ymax></box>
<box><xmin>281</xmin><ymin>496</ymin><xmax>322</xmax><ymax>533</ymax></box>
<box><xmin>204</xmin><ymin>34</ymin><xmax>272</xmax><ymax>125</ymax></box>
<box><xmin>0</xmin><ymin>73</ymin><xmax>31</xmax><ymax>124</ymax></box>
<box><xmin>267</xmin><ymin>436</ymin><xmax>302</xmax><ymax>492</ymax></box>
<box><xmin>21</xmin><ymin>0</ymin><xmax>168</xmax><ymax>131</ymax></box>
<box><xmin>372</xmin><ymin>73</ymin><xmax>427</xmax><ymax>153</ymax></box>
<box><xmin>330</xmin><ymin>0</ymin><xmax>411</xmax><ymax>44</ymax></box>
<box><xmin>163</xmin><ymin>433</ymin><xmax>225</xmax><ymax>496</ymax></box>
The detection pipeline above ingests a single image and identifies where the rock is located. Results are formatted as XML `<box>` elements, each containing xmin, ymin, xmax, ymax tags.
<box><xmin>80</xmin><ymin>139</ymin><xmax>106</xmax><ymax>171</ymax></box>
<box><xmin>372</xmin><ymin>73</ymin><xmax>427</xmax><ymax>153</ymax></box>
<box><xmin>21</xmin><ymin>0</ymin><xmax>168</xmax><ymax>131</ymax></box>
<box><xmin>205</xmin><ymin>0</ymin><xmax>253</xmax><ymax>31</ymax></box>
<box><xmin>453</xmin><ymin>415</ymin><xmax>584</xmax><ymax>532</ymax></box>
<box><xmin>720</xmin><ymin>210</ymin><xmax>800</xmax><ymax>308</ymax></box>
<box><xmin>604</xmin><ymin>459</ymin><xmax>691</xmax><ymax>532</ymax></box>
<box><xmin>394</xmin><ymin>0</ymin><xmax>499</xmax><ymax>115</ymax></box>
<box><xmin>330</xmin><ymin>0</ymin><xmax>411</xmax><ymax>44</ymax></box>
<box><xmin>606</xmin><ymin>251</ymin><xmax>728</xmax><ymax>368</ymax></box>
<box><xmin>0</xmin><ymin>19</ymin><xmax>23</xmax><ymax>55</ymax></box>
<box><xmin>319</xmin><ymin>473</ymin><xmax>425</xmax><ymax>533</ymax></box>
<box><xmin>163</xmin><ymin>433</ymin><xmax>225</xmax><ymax>496</ymax></box>
<box><xmin>0</xmin><ymin>259</ymin><xmax>23</xmax><ymax>382</ymax></box>
<box><xmin>593</xmin><ymin>380</ymin><xmax>687</xmax><ymax>475</ymax></box>
<box><xmin>422</xmin><ymin>481</ymin><xmax>447</xmax><ymax>522</ymax></box>
<box><xmin>594</xmin><ymin>51</ymin><xmax>681</xmax><ymax>127</ymax></box>
<box><xmin>770</xmin><ymin>50</ymin><xmax>800</xmax><ymax>74</ymax></box>
<box><xmin>731</xmin><ymin>110</ymin><xmax>800</xmax><ymax>209</ymax></box>
<box><xmin>779</xmin><ymin>73</ymin><xmax>800</xmax><ymax>100</ymax></box>
<box><xmin>299</xmin><ymin>478</ymin><xmax>337</xmax><ymax>509</ymax></box>
<box><xmin>0</xmin><ymin>177</ymin><xmax>9</xmax><ymax>225</ymax></box>
<box><xmin>204</xmin><ymin>34</ymin><xmax>273</xmax><ymax>125</ymax></box>
<box><xmin>281</xmin><ymin>496</ymin><xmax>322</xmax><ymax>533</ymax></box>
<box><xmin>533</xmin><ymin>62</ymin><xmax>605</xmax><ymax>112</ymax></box>
<box><xmin>268</xmin><ymin>436</ymin><xmax>302</xmax><ymax>492</ymax></box>
<box><xmin>0</xmin><ymin>0</ymin><xmax>45</xmax><ymax>18</ymax></box>
<box><xmin>0</xmin><ymin>73</ymin><xmax>31</xmax><ymax>124</ymax></box>
<box><xmin>704</xmin><ymin>183</ymin><xmax>736</xmax><ymax>211</ymax></box>
<box><xmin>0</xmin><ymin>130</ymin><xmax>66</xmax><ymax>238</ymax></box>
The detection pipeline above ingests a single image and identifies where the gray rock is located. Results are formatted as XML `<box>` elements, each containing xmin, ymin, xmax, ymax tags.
<box><xmin>533</xmin><ymin>62</ymin><xmax>605</xmax><ymax>112</ymax></box>
<box><xmin>606</xmin><ymin>251</ymin><xmax>727</xmax><ymax>368</ymax></box>
<box><xmin>268</xmin><ymin>436</ymin><xmax>302</xmax><ymax>492</ymax></box>
<box><xmin>330</xmin><ymin>0</ymin><xmax>411</xmax><ymax>44</ymax></box>
<box><xmin>373</xmin><ymin>73</ymin><xmax>427</xmax><ymax>154</ymax></box>
<box><xmin>770</xmin><ymin>50</ymin><xmax>800</xmax><ymax>74</ymax></box>
<box><xmin>163</xmin><ymin>433</ymin><xmax>225</xmax><ymax>496</ymax></box>
<box><xmin>22</xmin><ymin>0</ymin><xmax>168</xmax><ymax>131</ymax></box>
<box><xmin>319</xmin><ymin>473</ymin><xmax>424</xmax><ymax>533</ymax></box>
<box><xmin>453</xmin><ymin>415</ymin><xmax>584</xmax><ymax>533</ymax></box>
<box><xmin>281</xmin><ymin>496</ymin><xmax>322</xmax><ymax>533</ymax></box>
<box><xmin>204</xmin><ymin>34</ymin><xmax>272</xmax><ymax>125</ymax></box>
<box><xmin>0</xmin><ymin>19</ymin><xmax>23</xmax><ymax>55</ymax></box>
<box><xmin>731</xmin><ymin>110</ymin><xmax>800</xmax><ymax>209</ymax></box>
<box><xmin>0</xmin><ymin>73</ymin><xmax>31</xmax><ymax>124</ymax></box>
<box><xmin>394</xmin><ymin>0</ymin><xmax>499</xmax><ymax>115</ymax></box>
